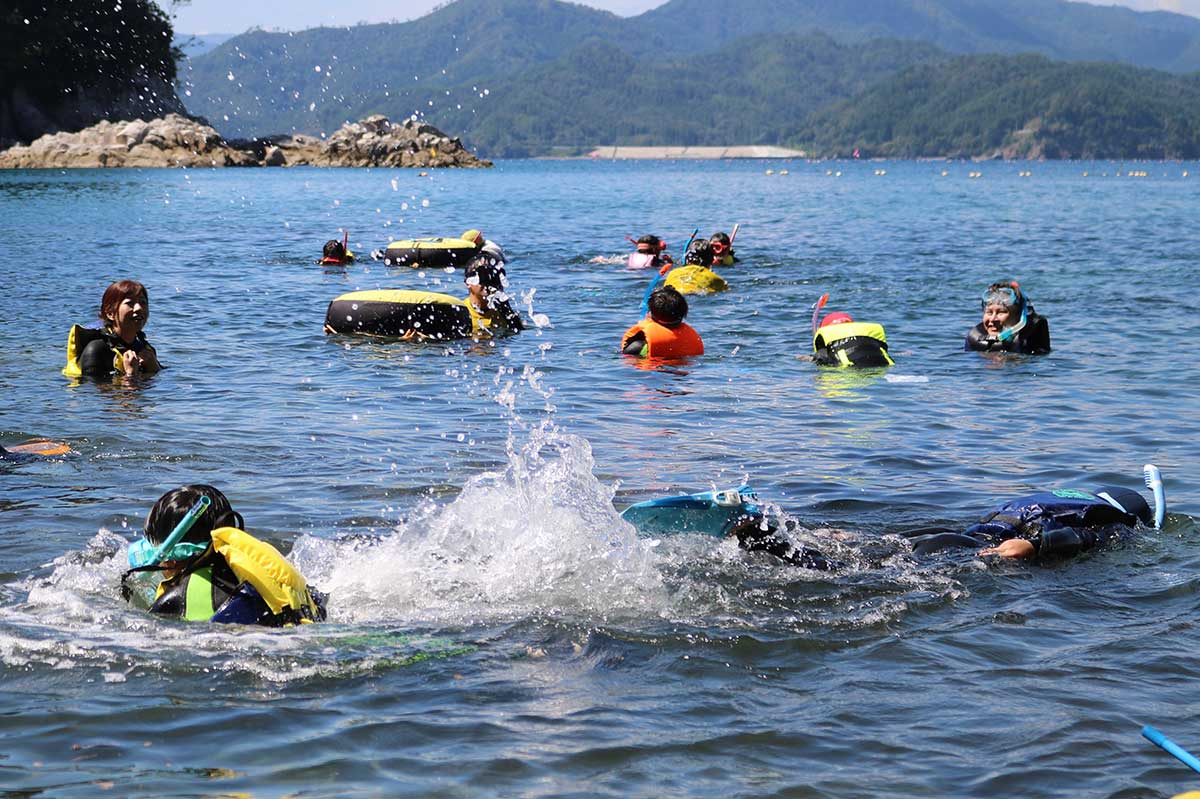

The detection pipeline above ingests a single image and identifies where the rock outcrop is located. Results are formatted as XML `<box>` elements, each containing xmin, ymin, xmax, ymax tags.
<box><xmin>0</xmin><ymin>114</ymin><xmax>491</xmax><ymax>169</ymax></box>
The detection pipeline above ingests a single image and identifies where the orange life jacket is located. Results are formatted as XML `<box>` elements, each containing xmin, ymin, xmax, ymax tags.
<box><xmin>621</xmin><ymin>317</ymin><xmax>704</xmax><ymax>358</ymax></box>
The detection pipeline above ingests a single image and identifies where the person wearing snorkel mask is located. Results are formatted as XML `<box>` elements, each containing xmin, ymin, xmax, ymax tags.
<box><xmin>122</xmin><ymin>485</ymin><xmax>326</xmax><ymax>626</ymax></box>
<box><xmin>902</xmin><ymin>468</ymin><xmax>1166</xmax><ymax>560</ymax></box>
<box><xmin>464</xmin><ymin>255</ymin><xmax>524</xmax><ymax>333</ymax></box>
<box><xmin>965</xmin><ymin>281</ymin><xmax>1051</xmax><ymax>354</ymax></box>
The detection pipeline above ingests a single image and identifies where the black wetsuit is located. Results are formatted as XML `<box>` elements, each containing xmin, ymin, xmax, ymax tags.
<box><xmin>728</xmin><ymin>515</ymin><xmax>841</xmax><ymax>571</ymax></box>
<box><xmin>965</xmin><ymin>310</ymin><xmax>1051</xmax><ymax>354</ymax></box>
<box><xmin>903</xmin><ymin>488</ymin><xmax>1149</xmax><ymax>559</ymax></box>
<box><xmin>77</xmin><ymin>329</ymin><xmax>155</xmax><ymax>376</ymax></box>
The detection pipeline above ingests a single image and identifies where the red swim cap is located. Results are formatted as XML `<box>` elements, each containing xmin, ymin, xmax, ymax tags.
<box><xmin>820</xmin><ymin>312</ymin><xmax>854</xmax><ymax>327</ymax></box>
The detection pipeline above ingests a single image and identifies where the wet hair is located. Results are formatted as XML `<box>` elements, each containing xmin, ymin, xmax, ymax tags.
<box><xmin>144</xmin><ymin>484</ymin><xmax>244</xmax><ymax>547</ymax></box>
<box><xmin>99</xmin><ymin>280</ymin><xmax>148</xmax><ymax>323</ymax></box>
<box><xmin>710</xmin><ymin>232</ymin><xmax>731</xmax><ymax>247</ymax></box>
<box><xmin>684</xmin><ymin>239</ymin><xmax>714</xmax><ymax>266</ymax></box>
<box><xmin>636</xmin><ymin>234</ymin><xmax>664</xmax><ymax>253</ymax></box>
<box><xmin>648</xmin><ymin>286</ymin><xmax>688</xmax><ymax>327</ymax></box>
<box><xmin>464</xmin><ymin>256</ymin><xmax>507</xmax><ymax>293</ymax></box>
<box><xmin>323</xmin><ymin>239</ymin><xmax>346</xmax><ymax>260</ymax></box>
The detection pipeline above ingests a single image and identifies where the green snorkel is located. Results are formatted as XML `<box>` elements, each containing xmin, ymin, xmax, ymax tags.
<box><xmin>126</xmin><ymin>495</ymin><xmax>211</xmax><ymax>568</ymax></box>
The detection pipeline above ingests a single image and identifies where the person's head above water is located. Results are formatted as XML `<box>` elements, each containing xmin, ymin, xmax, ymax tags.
<box><xmin>981</xmin><ymin>281</ymin><xmax>1025</xmax><ymax>336</ymax></box>
<box><xmin>709</xmin><ymin>231</ymin><xmax>731</xmax><ymax>256</ymax></box>
<box><xmin>648</xmin><ymin>285</ymin><xmax>688</xmax><ymax>327</ymax></box>
<box><xmin>635</xmin><ymin>234</ymin><xmax>666</xmax><ymax>254</ymax></box>
<box><xmin>144</xmin><ymin>484</ymin><xmax>244</xmax><ymax>550</ymax></box>
<box><xmin>100</xmin><ymin>280</ymin><xmax>149</xmax><ymax>343</ymax></box>
<box><xmin>684</xmin><ymin>238</ymin><xmax>714</xmax><ymax>266</ymax></box>
<box><xmin>461</xmin><ymin>229</ymin><xmax>485</xmax><ymax>248</ymax></box>
<box><xmin>322</xmin><ymin>239</ymin><xmax>346</xmax><ymax>261</ymax></box>
<box><xmin>1094</xmin><ymin>485</ymin><xmax>1154</xmax><ymax>527</ymax></box>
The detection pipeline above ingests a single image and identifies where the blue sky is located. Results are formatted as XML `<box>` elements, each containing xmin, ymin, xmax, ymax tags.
<box><xmin>171</xmin><ymin>0</ymin><xmax>1200</xmax><ymax>34</ymax></box>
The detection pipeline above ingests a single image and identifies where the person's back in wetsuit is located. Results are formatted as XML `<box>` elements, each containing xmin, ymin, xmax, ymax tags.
<box><xmin>903</xmin><ymin>486</ymin><xmax>1152</xmax><ymax>560</ymax></box>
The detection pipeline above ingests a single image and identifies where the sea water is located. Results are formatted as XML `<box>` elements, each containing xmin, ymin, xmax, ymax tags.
<box><xmin>1</xmin><ymin>160</ymin><xmax>1198</xmax><ymax>798</ymax></box>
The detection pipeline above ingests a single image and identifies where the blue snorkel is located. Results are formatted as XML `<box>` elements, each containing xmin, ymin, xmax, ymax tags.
<box><xmin>640</xmin><ymin>227</ymin><xmax>699</xmax><ymax>317</ymax></box>
<box><xmin>127</xmin><ymin>495</ymin><xmax>211</xmax><ymax>568</ymax></box>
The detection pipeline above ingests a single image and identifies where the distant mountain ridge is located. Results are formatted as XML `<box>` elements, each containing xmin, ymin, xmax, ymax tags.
<box><xmin>180</xmin><ymin>0</ymin><xmax>1200</xmax><ymax>158</ymax></box>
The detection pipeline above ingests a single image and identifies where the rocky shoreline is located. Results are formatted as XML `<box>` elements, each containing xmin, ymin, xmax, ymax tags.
<box><xmin>0</xmin><ymin>114</ymin><xmax>491</xmax><ymax>169</ymax></box>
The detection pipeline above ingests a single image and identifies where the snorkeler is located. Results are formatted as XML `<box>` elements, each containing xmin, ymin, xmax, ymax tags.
<box><xmin>464</xmin><ymin>255</ymin><xmax>524</xmax><ymax>333</ymax></box>
<box><xmin>319</xmin><ymin>234</ymin><xmax>355</xmax><ymax>265</ymax></box>
<box><xmin>621</xmin><ymin>286</ymin><xmax>704</xmax><ymax>358</ymax></box>
<box><xmin>965</xmin><ymin>281</ymin><xmax>1051</xmax><ymax>354</ymax></box>
<box><xmin>63</xmin><ymin>280</ymin><xmax>162</xmax><ymax>378</ymax></box>
<box><xmin>122</xmin><ymin>485</ymin><xmax>326</xmax><ymax>625</ymax></box>
<box><xmin>709</xmin><ymin>231</ymin><xmax>738</xmax><ymax>265</ymax></box>
<box><xmin>903</xmin><ymin>466</ymin><xmax>1165</xmax><ymax>560</ymax></box>
<box><xmin>627</xmin><ymin>234</ymin><xmax>673</xmax><ymax>270</ymax></box>
<box><xmin>621</xmin><ymin>486</ymin><xmax>840</xmax><ymax>571</ymax></box>
<box><xmin>812</xmin><ymin>311</ymin><xmax>894</xmax><ymax>367</ymax></box>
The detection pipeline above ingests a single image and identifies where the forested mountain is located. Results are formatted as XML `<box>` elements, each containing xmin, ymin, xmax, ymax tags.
<box><xmin>796</xmin><ymin>54</ymin><xmax>1200</xmax><ymax>159</ymax></box>
<box><xmin>640</xmin><ymin>0</ymin><xmax>1200</xmax><ymax>72</ymax></box>
<box><xmin>180</xmin><ymin>0</ymin><xmax>1200</xmax><ymax>158</ymax></box>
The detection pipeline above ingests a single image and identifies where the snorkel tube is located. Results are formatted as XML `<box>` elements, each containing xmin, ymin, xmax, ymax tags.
<box><xmin>640</xmin><ymin>227</ymin><xmax>698</xmax><ymax>316</ymax></box>
<box><xmin>127</xmin><ymin>495</ymin><xmax>211</xmax><ymax>568</ymax></box>
<box><xmin>810</xmin><ymin>293</ymin><xmax>830</xmax><ymax>334</ymax></box>
<box><xmin>1144</xmin><ymin>464</ymin><xmax>1166</xmax><ymax>530</ymax></box>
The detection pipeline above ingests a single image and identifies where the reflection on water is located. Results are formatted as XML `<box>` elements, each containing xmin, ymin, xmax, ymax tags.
<box><xmin>1</xmin><ymin>162</ymin><xmax>1198</xmax><ymax>798</ymax></box>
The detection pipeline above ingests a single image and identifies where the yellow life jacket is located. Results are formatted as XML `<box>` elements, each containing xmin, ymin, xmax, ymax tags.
<box><xmin>210</xmin><ymin>527</ymin><xmax>323</xmax><ymax>623</ymax></box>
<box><xmin>62</xmin><ymin>325</ymin><xmax>120</xmax><ymax>378</ymax></box>
<box><xmin>813</xmin><ymin>322</ymin><xmax>894</xmax><ymax>367</ymax></box>
<box><xmin>664</xmin><ymin>265</ymin><xmax>729</xmax><ymax>295</ymax></box>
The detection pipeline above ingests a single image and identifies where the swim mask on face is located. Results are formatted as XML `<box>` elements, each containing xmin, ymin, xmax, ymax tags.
<box><xmin>981</xmin><ymin>285</ymin><xmax>1020</xmax><ymax>309</ymax></box>
<box><xmin>127</xmin><ymin>538</ymin><xmax>208</xmax><ymax>568</ymax></box>
<box><xmin>127</xmin><ymin>495</ymin><xmax>211</xmax><ymax>568</ymax></box>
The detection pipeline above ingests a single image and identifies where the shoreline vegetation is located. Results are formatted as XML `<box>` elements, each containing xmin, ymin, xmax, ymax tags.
<box><xmin>6</xmin><ymin>0</ymin><xmax>1200</xmax><ymax>165</ymax></box>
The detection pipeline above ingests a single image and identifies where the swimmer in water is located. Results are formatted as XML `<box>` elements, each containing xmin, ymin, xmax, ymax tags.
<box><xmin>965</xmin><ymin>281</ymin><xmax>1051</xmax><ymax>354</ymax></box>
<box><xmin>902</xmin><ymin>472</ymin><xmax>1163</xmax><ymax>560</ymax></box>
<box><xmin>122</xmin><ymin>484</ymin><xmax>327</xmax><ymax>625</ymax></box>
<box><xmin>627</xmin><ymin>234</ymin><xmax>673</xmax><ymax>270</ymax></box>
<box><xmin>63</xmin><ymin>280</ymin><xmax>162</xmax><ymax>378</ymax></box>
<box><xmin>621</xmin><ymin>286</ymin><xmax>704</xmax><ymax>358</ymax></box>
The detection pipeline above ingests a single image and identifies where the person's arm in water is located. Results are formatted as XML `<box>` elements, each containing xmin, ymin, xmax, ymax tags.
<box><xmin>981</xmin><ymin>523</ymin><xmax>1115</xmax><ymax>559</ymax></box>
<box><xmin>727</xmin><ymin>514</ymin><xmax>840</xmax><ymax>571</ymax></box>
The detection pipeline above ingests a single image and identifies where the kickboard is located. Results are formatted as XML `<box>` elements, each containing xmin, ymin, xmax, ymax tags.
<box><xmin>620</xmin><ymin>486</ymin><xmax>759</xmax><ymax>537</ymax></box>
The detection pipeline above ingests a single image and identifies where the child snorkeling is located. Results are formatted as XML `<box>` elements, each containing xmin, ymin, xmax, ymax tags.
<box><xmin>627</xmin><ymin>234</ymin><xmax>673</xmax><ymax>270</ymax></box>
<box><xmin>709</xmin><ymin>231</ymin><xmax>738</xmax><ymax>265</ymax></box>
<box><xmin>122</xmin><ymin>485</ymin><xmax>327</xmax><ymax>626</ymax></box>
<box><xmin>812</xmin><ymin>311</ymin><xmax>894</xmax><ymax>367</ymax></box>
<box><xmin>319</xmin><ymin>235</ymin><xmax>355</xmax><ymax>265</ymax></box>
<box><xmin>903</xmin><ymin>467</ymin><xmax>1165</xmax><ymax>560</ymax></box>
<box><xmin>464</xmin><ymin>255</ymin><xmax>524</xmax><ymax>333</ymax></box>
<box><xmin>621</xmin><ymin>286</ymin><xmax>704</xmax><ymax>358</ymax></box>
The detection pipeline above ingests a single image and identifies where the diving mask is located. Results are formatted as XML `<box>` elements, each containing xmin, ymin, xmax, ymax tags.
<box><xmin>127</xmin><ymin>494</ymin><xmax>211</xmax><ymax>568</ymax></box>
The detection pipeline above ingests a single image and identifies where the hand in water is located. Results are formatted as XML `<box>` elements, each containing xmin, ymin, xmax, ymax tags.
<box><xmin>980</xmin><ymin>539</ymin><xmax>1035</xmax><ymax>559</ymax></box>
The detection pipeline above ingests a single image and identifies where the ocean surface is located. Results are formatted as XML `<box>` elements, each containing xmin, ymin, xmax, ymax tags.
<box><xmin>1</xmin><ymin>159</ymin><xmax>1198</xmax><ymax>798</ymax></box>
